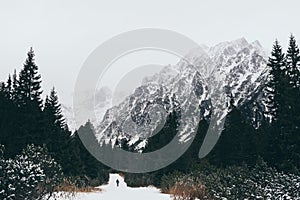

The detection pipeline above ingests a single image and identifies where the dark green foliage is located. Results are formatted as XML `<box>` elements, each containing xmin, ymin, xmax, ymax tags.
<box><xmin>0</xmin><ymin>144</ymin><xmax>63</xmax><ymax>200</ymax></box>
<box><xmin>42</xmin><ymin>87</ymin><xmax>73</xmax><ymax>175</ymax></box>
<box><xmin>0</xmin><ymin>48</ymin><xmax>109</xmax><ymax>191</ymax></box>
<box><xmin>44</xmin><ymin>87</ymin><xmax>66</xmax><ymax>128</ymax></box>
<box><xmin>0</xmin><ymin>145</ymin><xmax>7</xmax><ymax>199</ymax></box>
<box><xmin>0</xmin><ymin>48</ymin><xmax>44</xmax><ymax>156</ymax></box>
<box><xmin>144</xmin><ymin>111</ymin><xmax>179</xmax><ymax>153</ymax></box>
<box><xmin>263</xmin><ymin>40</ymin><xmax>286</xmax><ymax>121</ymax></box>
<box><xmin>125</xmin><ymin>119</ymin><xmax>209</xmax><ymax>187</ymax></box>
<box><xmin>286</xmin><ymin>34</ymin><xmax>300</xmax><ymax>88</ymax></box>
<box><xmin>262</xmin><ymin>37</ymin><xmax>300</xmax><ymax>172</ymax></box>
<box><xmin>65</xmin><ymin>122</ymin><xmax>109</xmax><ymax>184</ymax></box>
<box><xmin>124</xmin><ymin>173</ymin><xmax>157</xmax><ymax>187</ymax></box>
<box><xmin>15</xmin><ymin>48</ymin><xmax>43</xmax><ymax>108</ymax></box>
<box><xmin>0</xmin><ymin>79</ymin><xmax>19</xmax><ymax>157</ymax></box>
<box><xmin>208</xmin><ymin>102</ymin><xmax>258</xmax><ymax>167</ymax></box>
<box><xmin>20</xmin><ymin>144</ymin><xmax>63</xmax><ymax>198</ymax></box>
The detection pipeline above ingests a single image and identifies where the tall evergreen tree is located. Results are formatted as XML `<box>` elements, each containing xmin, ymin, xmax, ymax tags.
<box><xmin>209</xmin><ymin>97</ymin><xmax>257</xmax><ymax>167</ymax></box>
<box><xmin>43</xmin><ymin>87</ymin><xmax>71</xmax><ymax>170</ymax></box>
<box><xmin>284</xmin><ymin>35</ymin><xmax>300</xmax><ymax>127</ymax></box>
<box><xmin>262</xmin><ymin>37</ymin><xmax>300</xmax><ymax>172</ymax></box>
<box><xmin>15</xmin><ymin>48</ymin><xmax>43</xmax><ymax>108</ymax></box>
<box><xmin>0</xmin><ymin>78</ymin><xmax>18</xmax><ymax>157</ymax></box>
<box><xmin>44</xmin><ymin>87</ymin><xmax>66</xmax><ymax>128</ymax></box>
<box><xmin>263</xmin><ymin>40</ymin><xmax>286</xmax><ymax>122</ymax></box>
<box><xmin>5</xmin><ymin>75</ymin><xmax>12</xmax><ymax>99</ymax></box>
<box><xmin>262</xmin><ymin>41</ymin><xmax>289</xmax><ymax>170</ymax></box>
<box><xmin>281</xmin><ymin>35</ymin><xmax>300</xmax><ymax>171</ymax></box>
<box><xmin>13</xmin><ymin>48</ymin><xmax>44</xmax><ymax>151</ymax></box>
<box><xmin>286</xmin><ymin>34</ymin><xmax>300</xmax><ymax>88</ymax></box>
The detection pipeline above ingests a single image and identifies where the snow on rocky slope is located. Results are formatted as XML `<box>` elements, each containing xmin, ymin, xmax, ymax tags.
<box><xmin>62</xmin><ymin>38</ymin><xmax>268</xmax><ymax>150</ymax></box>
<box><xmin>93</xmin><ymin>38</ymin><xmax>268</xmax><ymax>150</ymax></box>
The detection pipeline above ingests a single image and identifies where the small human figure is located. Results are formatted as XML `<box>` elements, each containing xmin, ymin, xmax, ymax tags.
<box><xmin>116</xmin><ymin>179</ymin><xmax>119</xmax><ymax>187</ymax></box>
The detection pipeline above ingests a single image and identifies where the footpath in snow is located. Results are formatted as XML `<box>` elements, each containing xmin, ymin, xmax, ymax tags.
<box><xmin>54</xmin><ymin>173</ymin><xmax>172</xmax><ymax>200</ymax></box>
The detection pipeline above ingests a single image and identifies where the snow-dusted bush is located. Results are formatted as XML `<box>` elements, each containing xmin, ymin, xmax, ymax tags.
<box><xmin>0</xmin><ymin>145</ymin><xmax>8</xmax><ymax>199</ymax></box>
<box><xmin>247</xmin><ymin>159</ymin><xmax>300</xmax><ymax>199</ymax></box>
<box><xmin>5</xmin><ymin>153</ymin><xmax>45</xmax><ymax>199</ymax></box>
<box><xmin>201</xmin><ymin>160</ymin><xmax>300</xmax><ymax>199</ymax></box>
<box><xmin>162</xmin><ymin>160</ymin><xmax>300</xmax><ymax>200</ymax></box>
<box><xmin>22</xmin><ymin>144</ymin><xmax>63</xmax><ymax>198</ymax></box>
<box><xmin>0</xmin><ymin>144</ymin><xmax>63</xmax><ymax>200</ymax></box>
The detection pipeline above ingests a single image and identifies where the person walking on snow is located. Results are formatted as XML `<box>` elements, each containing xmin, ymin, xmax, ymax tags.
<box><xmin>116</xmin><ymin>179</ymin><xmax>119</xmax><ymax>187</ymax></box>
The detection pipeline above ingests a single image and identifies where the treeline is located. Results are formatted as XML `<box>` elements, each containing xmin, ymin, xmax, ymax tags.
<box><xmin>210</xmin><ymin>35</ymin><xmax>300</xmax><ymax>172</ymax></box>
<box><xmin>0</xmin><ymin>48</ymin><xmax>108</xmax><ymax>187</ymax></box>
<box><xmin>184</xmin><ymin>35</ymin><xmax>300</xmax><ymax>173</ymax></box>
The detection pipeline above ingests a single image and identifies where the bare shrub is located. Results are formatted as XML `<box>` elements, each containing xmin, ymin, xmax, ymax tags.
<box><xmin>169</xmin><ymin>181</ymin><xmax>211</xmax><ymax>200</ymax></box>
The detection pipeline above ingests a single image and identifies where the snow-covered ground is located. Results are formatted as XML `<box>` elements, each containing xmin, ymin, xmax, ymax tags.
<box><xmin>51</xmin><ymin>174</ymin><xmax>172</xmax><ymax>200</ymax></box>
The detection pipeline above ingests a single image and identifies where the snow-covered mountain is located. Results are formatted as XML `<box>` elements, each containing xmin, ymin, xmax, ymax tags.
<box><xmin>91</xmin><ymin>38</ymin><xmax>269</xmax><ymax>151</ymax></box>
<box><xmin>62</xmin><ymin>86</ymin><xmax>113</xmax><ymax>132</ymax></box>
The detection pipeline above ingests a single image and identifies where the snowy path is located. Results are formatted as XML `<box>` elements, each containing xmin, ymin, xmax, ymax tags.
<box><xmin>53</xmin><ymin>174</ymin><xmax>172</xmax><ymax>200</ymax></box>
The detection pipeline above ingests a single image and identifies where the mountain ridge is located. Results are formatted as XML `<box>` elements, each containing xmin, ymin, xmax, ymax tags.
<box><xmin>82</xmin><ymin>38</ymin><xmax>269</xmax><ymax>151</ymax></box>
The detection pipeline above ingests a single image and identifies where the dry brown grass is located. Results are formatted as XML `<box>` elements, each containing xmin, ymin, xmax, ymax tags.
<box><xmin>54</xmin><ymin>179</ymin><xmax>102</xmax><ymax>193</ymax></box>
<box><xmin>43</xmin><ymin>179</ymin><xmax>103</xmax><ymax>200</ymax></box>
<box><xmin>167</xmin><ymin>182</ymin><xmax>213</xmax><ymax>200</ymax></box>
<box><xmin>118</xmin><ymin>173</ymin><xmax>125</xmax><ymax>178</ymax></box>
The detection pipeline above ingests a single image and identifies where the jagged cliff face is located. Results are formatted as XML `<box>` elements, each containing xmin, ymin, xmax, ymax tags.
<box><xmin>92</xmin><ymin>38</ymin><xmax>269</xmax><ymax>150</ymax></box>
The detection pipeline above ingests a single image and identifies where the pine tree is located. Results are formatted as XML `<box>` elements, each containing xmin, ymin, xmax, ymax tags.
<box><xmin>209</xmin><ymin>101</ymin><xmax>257</xmax><ymax>166</ymax></box>
<box><xmin>4</xmin><ymin>75</ymin><xmax>12</xmax><ymax>99</ymax></box>
<box><xmin>281</xmin><ymin>35</ymin><xmax>300</xmax><ymax>171</ymax></box>
<box><xmin>0</xmin><ymin>78</ymin><xmax>18</xmax><ymax>157</ymax></box>
<box><xmin>262</xmin><ymin>41</ymin><xmax>288</xmax><ymax>170</ymax></box>
<box><xmin>262</xmin><ymin>37</ymin><xmax>300</xmax><ymax>172</ymax></box>
<box><xmin>263</xmin><ymin>40</ymin><xmax>286</xmax><ymax>122</ymax></box>
<box><xmin>65</xmin><ymin>130</ymin><xmax>85</xmax><ymax>176</ymax></box>
<box><xmin>286</xmin><ymin>34</ymin><xmax>300</xmax><ymax>88</ymax></box>
<box><xmin>15</xmin><ymin>47</ymin><xmax>43</xmax><ymax>108</ymax></box>
<box><xmin>44</xmin><ymin>87</ymin><xmax>65</xmax><ymax>128</ymax></box>
<box><xmin>285</xmin><ymin>35</ymin><xmax>300</xmax><ymax>127</ymax></box>
<box><xmin>12</xmin><ymin>48</ymin><xmax>44</xmax><ymax>153</ymax></box>
<box><xmin>43</xmin><ymin>87</ymin><xmax>71</xmax><ymax>170</ymax></box>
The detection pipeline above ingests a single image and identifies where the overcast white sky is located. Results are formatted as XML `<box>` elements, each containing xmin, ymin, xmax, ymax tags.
<box><xmin>1</xmin><ymin>0</ymin><xmax>300</xmax><ymax>105</ymax></box>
